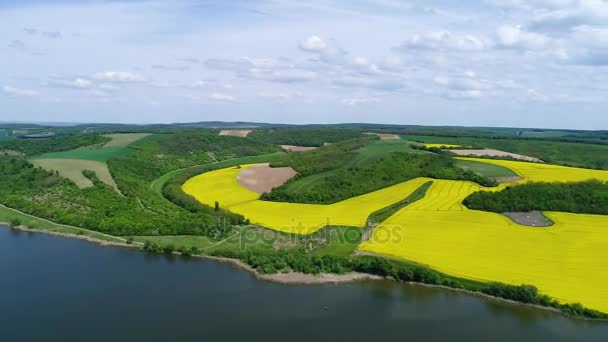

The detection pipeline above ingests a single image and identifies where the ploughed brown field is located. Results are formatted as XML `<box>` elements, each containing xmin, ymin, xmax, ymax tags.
<box><xmin>236</xmin><ymin>163</ymin><xmax>296</xmax><ymax>194</ymax></box>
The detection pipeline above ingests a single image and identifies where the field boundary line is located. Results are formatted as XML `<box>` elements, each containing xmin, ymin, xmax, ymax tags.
<box><xmin>0</xmin><ymin>203</ymin><xmax>132</xmax><ymax>243</ymax></box>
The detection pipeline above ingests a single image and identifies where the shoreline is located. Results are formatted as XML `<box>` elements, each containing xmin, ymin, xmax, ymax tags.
<box><xmin>1</xmin><ymin>224</ymin><xmax>606</xmax><ymax>321</ymax></box>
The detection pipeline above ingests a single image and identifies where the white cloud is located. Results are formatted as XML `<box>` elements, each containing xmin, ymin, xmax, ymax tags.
<box><xmin>210</xmin><ymin>92</ymin><xmax>236</xmax><ymax>102</ymax></box>
<box><xmin>399</xmin><ymin>31</ymin><xmax>489</xmax><ymax>51</ymax></box>
<box><xmin>49</xmin><ymin>77</ymin><xmax>92</xmax><ymax>89</ymax></box>
<box><xmin>2</xmin><ymin>86</ymin><xmax>38</xmax><ymax>97</ymax></box>
<box><xmin>496</xmin><ymin>25</ymin><xmax>550</xmax><ymax>50</ymax></box>
<box><xmin>93</xmin><ymin>71</ymin><xmax>145</xmax><ymax>83</ymax></box>
<box><xmin>341</xmin><ymin>96</ymin><xmax>381</xmax><ymax>106</ymax></box>
<box><xmin>299</xmin><ymin>35</ymin><xmax>327</xmax><ymax>52</ymax></box>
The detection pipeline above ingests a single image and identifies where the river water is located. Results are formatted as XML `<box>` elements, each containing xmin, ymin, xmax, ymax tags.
<box><xmin>1</xmin><ymin>226</ymin><xmax>607</xmax><ymax>341</ymax></box>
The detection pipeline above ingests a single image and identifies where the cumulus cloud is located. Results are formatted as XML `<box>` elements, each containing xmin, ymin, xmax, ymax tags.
<box><xmin>93</xmin><ymin>71</ymin><xmax>145</xmax><ymax>83</ymax></box>
<box><xmin>398</xmin><ymin>31</ymin><xmax>489</xmax><ymax>52</ymax></box>
<box><xmin>496</xmin><ymin>25</ymin><xmax>550</xmax><ymax>50</ymax></box>
<box><xmin>433</xmin><ymin>72</ymin><xmax>491</xmax><ymax>100</ymax></box>
<box><xmin>2</xmin><ymin>86</ymin><xmax>38</xmax><ymax>97</ymax></box>
<box><xmin>299</xmin><ymin>35</ymin><xmax>327</xmax><ymax>52</ymax></box>
<box><xmin>49</xmin><ymin>77</ymin><xmax>93</xmax><ymax>89</ymax></box>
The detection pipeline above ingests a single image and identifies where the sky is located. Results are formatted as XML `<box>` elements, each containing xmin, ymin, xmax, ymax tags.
<box><xmin>1</xmin><ymin>0</ymin><xmax>608</xmax><ymax>129</ymax></box>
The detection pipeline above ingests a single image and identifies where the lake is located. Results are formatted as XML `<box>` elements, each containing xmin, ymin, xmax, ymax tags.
<box><xmin>1</xmin><ymin>226</ymin><xmax>607</xmax><ymax>341</ymax></box>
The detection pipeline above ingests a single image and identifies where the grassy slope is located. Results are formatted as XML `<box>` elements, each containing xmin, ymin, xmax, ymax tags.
<box><xmin>31</xmin><ymin>147</ymin><xmax>134</xmax><ymax>161</ymax></box>
<box><xmin>150</xmin><ymin>151</ymin><xmax>286</xmax><ymax>196</ymax></box>
<box><xmin>403</xmin><ymin>134</ymin><xmax>608</xmax><ymax>169</ymax></box>
<box><xmin>283</xmin><ymin>139</ymin><xmax>425</xmax><ymax>194</ymax></box>
<box><xmin>454</xmin><ymin>159</ymin><xmax>517</xmax><ymax>178</ymax></box>
<box><xmin>0</xmin><ymin>204</ymin><xmax>124</xmax><ymax>243</ymax></box>
<box><xmin>103</xmin><ymin>133</ymin><xmax>152</xmax><ymax>147</ymax></box>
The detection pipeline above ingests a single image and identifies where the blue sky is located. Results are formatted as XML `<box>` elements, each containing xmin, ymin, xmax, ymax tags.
<box><xmin>1</xmin><ymin>0</ymin><xmax>608</xmax><ymax>129</ymax></box>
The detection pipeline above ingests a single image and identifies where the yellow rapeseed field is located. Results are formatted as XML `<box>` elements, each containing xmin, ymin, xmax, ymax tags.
<box><xmin>360</xmin><ymin>165</ymin><xmax>608</xmax><ymax>313</ymax></box>
<box><xmin>456</xmin><ymin>157</ymin><xmax>608</xmax><ymax>183</ymax></box>
<box><xmin>182</xmin><ymin>164</ymin><xmax>431</xmax><ymax>234</ymax></box>
<box><xmin>423</xmin><ymin>143</ymin><xmax>461</xmax><ymax>149</ymax></box>
<box><xmin>182</xmin><ymin>158</ymin><xmax>608</xmax><ymax>312</ymax></box>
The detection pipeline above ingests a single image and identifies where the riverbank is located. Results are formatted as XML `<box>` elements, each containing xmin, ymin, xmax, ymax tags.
<box><xmin>2</xmin><ymin>223</ymin><xmax>606</xmax><ymax>321</ymax></box>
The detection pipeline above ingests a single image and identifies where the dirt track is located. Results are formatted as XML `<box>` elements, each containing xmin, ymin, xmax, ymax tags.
<box><xmin>280</xmin><ymin>145</ymin><xmax>318</xmax><ymax>152</ymax></box>
<box><xmin>450</xmin><ymin>149</ymin><xmax>543</xmax><ymax>162</ymax></box>
<box><xmin>237</xmin><ymin>163</ymin><xmax>296</xmax><ymax>194</ymax></box>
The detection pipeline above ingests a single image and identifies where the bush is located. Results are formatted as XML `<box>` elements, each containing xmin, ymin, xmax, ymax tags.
<box><xmin>9</xmin><ymin>218</ymin><xmax>21</xmax><ymax>228</ymax></box>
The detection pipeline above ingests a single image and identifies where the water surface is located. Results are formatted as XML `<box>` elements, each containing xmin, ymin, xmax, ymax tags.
<box><xmin>1</xmin><ymin>227</ymin><xmax>607</xmax><ymax>341</ymax></box>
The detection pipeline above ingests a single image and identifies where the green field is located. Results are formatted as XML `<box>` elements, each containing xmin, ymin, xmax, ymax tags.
<box><xmin>402</xmin><ymin>134</ymin><xmax>608</xmax><ymax>169</ymax></box>
<box><xmin>282</xmin><ymin>139</ymin><xmax>422</xmax><ymax>194</ymax></box>
<box><xmin>31</xmin><ymin>147</ymin><xmax>133</xmax><ymax>161</ymax></box>
<box><xmin>134</xmin><ymin>225</ymin><xmax>364</xmax><ymax>257</ymax></box>
<box><xmin>454</xmin><ymin>159</ymin><xmax>517</xmax><ymax>179</ymax></box>
<box><xmin>0</xmin><ymin>129</ymin><xmax>10</xmax><ymax>141</ymax></box>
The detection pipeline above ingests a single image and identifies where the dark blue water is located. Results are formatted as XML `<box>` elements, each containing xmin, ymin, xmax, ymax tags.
<box><xmin>1</xmin><ymin>227</ymin><xmax>607</xmax><ymax>341</ymax></box>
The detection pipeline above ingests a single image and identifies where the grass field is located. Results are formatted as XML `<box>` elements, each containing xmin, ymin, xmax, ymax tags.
<box><xmin>134</xmin><ymin>225</ymin><xmax>363</xmax><ymax>257</ymax></box>
<box><xmin>31</xmin><ymin>158</ymin><xmax>120</xmax><ymax>191</ymax></box>
<box><xmin>103</xmin><ymin>133</ymin><xmax>151</xmax><ymax>147</ymax></box>
<box><xmin>0</xmin><ymin>129</ymin><xmax>10</xmax><ymax>141</ymax></box>
<box><xmin>31</xmin><ymin>147</ymin><xmax>133</xmax><ymax>161</ymax></box>
<box><xmin>454</xmin><ymin>159</ymin><xmax>517</xmax><ymax>179</ymax></box>
<box><xmin>458</xmin><ymin>157</ymin><xmax>608</xmax><ymax>183</ymax></box>
<box><xmin>278</xmin><ymin>139</ymin><xmax>426</xmax><ymax>196</ymax></box>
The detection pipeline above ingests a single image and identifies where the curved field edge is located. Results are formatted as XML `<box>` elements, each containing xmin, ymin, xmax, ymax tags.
<box><xmin>3</xmin><ymin>196</ymin><xmax>606</xmax><ymax>320</ymax></box>
<box><xmin>178</xmin><ymin>160</ymin><xmax>608</xmax><ymax>311</ymax></box>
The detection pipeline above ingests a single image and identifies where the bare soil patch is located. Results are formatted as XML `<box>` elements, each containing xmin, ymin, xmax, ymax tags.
<box><xmin>219</xmin><ymin>129</ymin><xmax>252</xmax><ymax>137</ymax></box>
<box><xmin>450</xmin><ymin>149</ymin><xmax>543</xmax><ymax>162</ymax></box>
<box><xmin>237</xmin><ymin>163</ymin><xmax>297</xmax><ymax>194</ymax></box>
<box><xmin>260</xmin><ymin>272</ymin><xmax>382</xmax><ymax>284</ymax></box>
<box><xmin>503</xmin><ymin>211</ymin><xmax>553</xmax><ymax>227</ymax></box>
<box><xmin>494</xmin><ymin>176</ymin><xmax>523</xmax><ymax>183</ymax></box>
<box><xmin>364</xmin><ymin>132</ymin><xmax>400</xmax><ymax>140</ymax></box>
<box><xmin>280</xmin><ymin>145</ymin><xmax>318</xmax><ymax>152</ymax></box>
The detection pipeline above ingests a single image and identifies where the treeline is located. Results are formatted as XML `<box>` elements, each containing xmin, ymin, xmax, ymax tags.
<box><xmin>268</xmin><ymin>137</ymin><xmax>372</xmax><ymax>176</ymax></box>
<box><xmin>464</xmin><ymin>180</ymin><xmax>608</xmax><ymax>215</ymax></box>
<box><xmin>141</xmin><ymin>242</ymin><xmax>607</xmax><ymax>319</ymax></box>
<box><xmin>406</xmin><ymin>134</ymin><xmax>608</xmax><ymax>170</ymax></box>
<box><xmin>249</xmin><ymin>128</ymin><xmax>364</xmax><ymax>147</ymax></box>
<box><xmin>0</xmin><ymin>130</ymin><xmax>282</xmax><ymax>237</ymax></box>
<box><xmin>0</xmin><ymin>134</ymin><xmax>109</xmax><ymax>156</ymax></box>
<box><xmin>263</xmin><ymin>150</ymin><xmax>496</xmax><ymax>204</ymax></box>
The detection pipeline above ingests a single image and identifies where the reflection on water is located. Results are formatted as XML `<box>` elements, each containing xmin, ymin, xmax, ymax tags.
<box><xmin>1</xmin><ymin>226</ymin><xmax>607</xmax><ymax>342</ymax></box>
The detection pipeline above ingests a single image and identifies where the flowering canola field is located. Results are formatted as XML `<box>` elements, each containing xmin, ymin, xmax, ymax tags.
<box><xmin>182</xmin><ymin>159</ymin><xmax>608</xmax><ymax>312</ymax></box>
<box><xmin>423</xmin><ymin>143</ymin><xmax>461</xmax><ymax>149</ymax></box>
<box><xmin>360</xmin><ymin>160</ymin><xmax>608</xmax><ymax>313</ymax></box>
<box><xmin>182</xmin><ymin>164</ymin><xmax>430</xmax><ymax>234</ymax></box>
